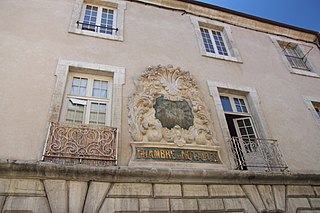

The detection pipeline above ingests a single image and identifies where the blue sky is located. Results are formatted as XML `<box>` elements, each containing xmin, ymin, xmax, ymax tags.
<box><xmin>198</xmin><ymin>0</ymin><xmax>320</xmax><ymax>32</ymax></box>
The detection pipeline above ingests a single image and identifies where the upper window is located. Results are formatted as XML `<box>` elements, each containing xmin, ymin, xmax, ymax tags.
<box><xmin>303</xmin><ymin>96</ymin><xmax>320</xmax><ymax>128</ymax></box>
<box><xmin>279</xmin><ymin>42</ymin><xmax>309</xmax><ymax>71</ymax></box>
<box><xmin>80</xmin><ymin>4</ymin><xmax>116</xmax><ymax>35</ymax></box>
<box><xmin>200</xmin><ymin>28</ymin><xmax>230</xmax><ymax>56</ymax></box>
<box><xmin>69</xmin><ymin>0</ymin><xmax>126</xmax><ymax>41</ymax></box>
<box><xmin>271</xmin><ymin>36</ymin><xmax>319</xmax><ymax>78</ymax></box>
<box><xmin>312</xmin><ymin>102</ymin><xmax>320</xmax><ymax>118</ymax></box>
<box><xmin>191</xmin><ymin>17</ymin><xmax>242</xmax><ymax>63</ymax></box>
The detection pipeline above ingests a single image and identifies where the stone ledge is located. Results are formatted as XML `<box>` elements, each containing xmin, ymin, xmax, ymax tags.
<box><xmin>0</xmin><ymin>160</ymin><xmax>320</xmax><ymax>185</ymax></box>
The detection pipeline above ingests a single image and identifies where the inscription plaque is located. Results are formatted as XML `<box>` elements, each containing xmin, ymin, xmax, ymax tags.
<box><xmin>136</xmin><ymin>147</ymin><xmax>221</xmax><ymax>163</ymax></box>
<box><xmin>154</xmin><ymin>96</ymin><xmax>194</xmax><ymax>130</ymax></box>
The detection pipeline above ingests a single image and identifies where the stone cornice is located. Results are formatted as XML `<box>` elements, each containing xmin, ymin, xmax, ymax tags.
<box><xmin>129</xmin><ymin>0</ymin><xmax>318</xmax><ymax>43</ymax></box>
<box><xmin>0</xmin><ymin>160</ymin><xmax>319</xmax><ymax>185</ymax></box>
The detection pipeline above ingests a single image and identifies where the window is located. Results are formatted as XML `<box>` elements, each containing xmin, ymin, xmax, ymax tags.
<box><xmin>62</xmin><ymin>73</ymin><xmax>112</xmax><ymax>126</ymax></box>
<box><xmin>191</xmin><ymin>17</ymin><xmax>242</xmax><ymax>63</ymax></box>
<box><xmin>314</xmin><ymin>102</ymin><xmax>320</xmax><ymax>117</ymax></box>
<box><xmin>69</xmin><ymin>0</ymin><xmax>126</xmax><ymax>41</ymax></box>
<box><xmin>208</xmin><ymin>81</ymin><xmax>287</xmax><ymax>171</ymax></box>
<box><xmin>200</xmin><ymin>28</ymin><xmax>230</xmax><ymax>56</ymax></box>
<box><xmin>48</xmin><ymin>59</ymin><xmax>125</xmax><ymax>130</ymax></box>
<box><xmin>80</xmin><ymin>4</ymin><xmax>116</xmax><ymax>35</ymax></box>
<box><xmin>279</xmin><ymin>42</ymin><xmax>309</xmax><ymax>71</ymax></box>
<box><xmin>303</xmin><ymin>96</ymin><xmax>320</xmax><ymax>128</ymax></box>
<box><xmin>271</xmin><ymin>36</ymin><xmax>319</xmax><ymax>78</ymax></box>
<box><xmin>220</xmin><ymin>95</ymin><xmax>248</xmax><ymax>113</ymax></box>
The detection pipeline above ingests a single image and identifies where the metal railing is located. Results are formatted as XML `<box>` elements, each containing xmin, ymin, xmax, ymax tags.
<box><xmin>228</xmin><ymin>137</ymin><xmax>288</xmax><ymax>172</ymax></box>
<box><xmin>42</xmin><ymin>122</ymin><xmax>117</xmax><ymax>166</ymax></box>
<box><xmin>76</xmin><ymin>21</ymin><xmax>118</xmax><ymax>34</ymax></box>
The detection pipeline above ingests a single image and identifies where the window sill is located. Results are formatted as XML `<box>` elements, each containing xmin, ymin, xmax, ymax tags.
<box><xmin>289</xmin><ymin>68</ymin><xmax>320</xmax><ymax>78</ymax></box>
<box><xmin>70</xmin><ymin>28</ymin><xmax>123</xmax><ymax>41</ymax></box>
<box><xmin>202</xmin><ymin>52</ymin><xmax>243</xmax><ymax>63</ymax></box>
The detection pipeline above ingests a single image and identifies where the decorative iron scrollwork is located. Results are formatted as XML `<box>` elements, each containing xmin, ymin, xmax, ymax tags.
<box><xmin>43</xmin><ymin>122</ymin><xmax>117</xmax><ymax>166</ymax></box>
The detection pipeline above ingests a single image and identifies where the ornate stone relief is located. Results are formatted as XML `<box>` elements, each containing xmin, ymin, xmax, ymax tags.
<box><xmin>128</xmin><ymin>65</ymin><xmax>218</xmax><ymax>147</ymax></box>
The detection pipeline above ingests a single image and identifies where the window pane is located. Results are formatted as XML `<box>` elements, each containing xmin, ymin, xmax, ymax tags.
<box><xmin>82</xmin><ymin>5</ymin><xmax>98</xmax><ymax>32</ymax></box>
<box><xmin>220</xmin><ymin>96</ymin><xmax>232</xmax><ymax>112</ymax></box>
<box><xmin>89</xmin><ymin>103</ymin><xmax>107</xmax><ymax>125</ymax></box>
<box><xmin>66</xmin><ymin>101</ymin><xmax>84</xmax><ymax>124</ymax></box>
<box><xmin>92</xmin><ymin>80</ymin><xmax>108</xmax><ymax>99</ymax></box>
<box><xmin>200</xmin><ymin>28</ymin><xmax>215</xmax><ymax>54</ymax></box>
<box><xmin>236</xmin><ymin>105</ymin><xmax>242</xmax><ymax>112</ymax></box>
<box><xmin>100</xmin><ymin>8</ymin><xmax>114</xmax><ymax>35</ymax></box>
<box><xmin>71</xmin><ymin>77</ymin><xmax>88</xmax><ymax>96</ymax></box>
<box><xmin>237</xmin><ymin>120</ymin><xmax>244</xmax><ymax>127</ymax></box>
<box><xmin>283</xmin><ymin>45</ymin><xmax>309</xmax><ymax>70</ymax></box>
<box><xmin>212</xmin><ymin>30</ymin><xmax>229</xmax><ymax>56</ymax></box>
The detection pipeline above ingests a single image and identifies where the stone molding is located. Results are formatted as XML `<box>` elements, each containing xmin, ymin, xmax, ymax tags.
<box><xmin>0</xmin><ymin>161</ymin><xmax>320</xmax><ymax>185</ymax></box>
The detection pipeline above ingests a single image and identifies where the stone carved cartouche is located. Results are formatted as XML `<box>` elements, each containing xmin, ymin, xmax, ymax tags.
<box><xmin>128</xmin><ymin>65</ymin><xmax>217</xmax><ymax>146</ymax></box>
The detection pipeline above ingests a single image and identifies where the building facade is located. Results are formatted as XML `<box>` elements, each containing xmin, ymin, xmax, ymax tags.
<box><xmin>0</xmin><ymin>0</ymin><xmax>320</xmax><ymax>212</ymax></box>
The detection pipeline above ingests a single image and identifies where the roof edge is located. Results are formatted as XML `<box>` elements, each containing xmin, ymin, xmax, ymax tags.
<box><xmin>179</xmin><ymin>0</ymin><xmax>318</xmax><ymax>35</ymax></box>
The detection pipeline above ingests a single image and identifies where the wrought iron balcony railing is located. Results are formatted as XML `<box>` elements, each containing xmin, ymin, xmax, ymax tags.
<box><xmin>42</xmin><ymin>122</ymin><xmax>117</xmax><ymax>166</ymax></box>
<box><xmin>228</xmin><ymin>137</ymin><xmax>288</xmax><ymax>172</ymax></box>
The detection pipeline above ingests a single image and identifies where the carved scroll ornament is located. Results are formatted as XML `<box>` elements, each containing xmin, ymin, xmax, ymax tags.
<box><xmin>128</xmin><ymin>65</ymin><xmax>217</xmax><ymax>146</ymax></box>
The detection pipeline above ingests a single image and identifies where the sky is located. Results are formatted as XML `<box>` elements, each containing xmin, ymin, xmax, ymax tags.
<box><xmin>198</xmin><ymin>0</ymin><xmax>320</xmax><ymax>32</ymax></box>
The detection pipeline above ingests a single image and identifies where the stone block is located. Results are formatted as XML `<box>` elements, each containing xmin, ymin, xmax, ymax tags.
<box><xmin>314</xmin><ymin>186</ymin><xmax>320</xmax><ymax>196</ymax></box>
<box><xmin>297</xmin><ymin>211</ymin><xmax>320</xmax><ymax>213</ymax></box>
<box><xmin>182</xmin><ymin>184</ymin><xmax>208</xmax><ymax>197</ymax></box>
<box><xmin>287</xmin><ymin>185</ymin><xmax>315</xmax><ymax>196</ymax></box>
<box><xmin>287</xmin><ymin>198</ymin><xmax>310</xmax><ymax>213</ymax></box>
<box><xmin>83</xmin><ymin>182</ymin><xmax>111</xmax><ymax>213</ymax></box>
<box><xmin>0</xmin><ymin>196</ymin><xmax>5</xmax><ymax>210</ymax></box>
<box><xmin>208</xmin><ymin>185</ymin><xmax>245</xmax><ymax>197</ymax></box>
<box><xmin>309</xmin><ymin>198</ymin><xmax>320</xmax><ymax>208</ymax></box>
<box><xmin>170</xmin><ymin>199</ymin><xmax>198</xmax><ymax>212</ymax></box>
<box><xmin>99</xmin><ymin>198</ymin><xmax>138</xmax><ymax>213</ymax></box>
<box><xmin>272</xmin><ymin>185</ymin><xmax>286</xmax><ymax>212</ymax></box>
<box><xmin>139</xmin><ymin>198</ymin><xmax>169</xmax><ymax>212</ymax></box>
<box><xmin>198</xmin><ymin>198</ymin><xmax>224</xmax><ymax>211</ymax></box>
<box><xmin>257</xmin><ymin>185</ymin><xmax>276</xmax><ymax>211</ymax></box>
<box><xmin>223</xmin><ymin>198</ymin><xmax>257</xmax><ymax>213</ymax></box>
<box><xmin>154</xmin><ymin>184</ymin><xmax>182</xmax><ymax>197</ymax></box>
<box><xmin>43</xmin><ymin>180</ymin><xmax>67</xmax><ymax>213</ymax></box>
<box><xmin>242</xmin><ymin>185</ymin><xmax>265</xmax><ymax>212</ymax></box>
<box><xmin>2</xmin><ymin>196</ymin><xmax>51</xmax><ymax>213</ymax></box>
<box><xmin>108</xmin><ymin>183</ymin><xmax>152</xmax><ymax>197</ymax></box>
<box><xmin>0</xmin><ymin>179</ymin><xmax>45</xmax><ymax>196</ymax></box>
<box><xmin>69</xmin><ymin>181</ymin><xmax>88</xmax><ymax>213</ymax></box>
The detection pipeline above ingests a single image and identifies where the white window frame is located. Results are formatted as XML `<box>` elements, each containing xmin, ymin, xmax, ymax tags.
<box><xmin>270</xmin><ymin>35</ymin><xmax>319</xmax><ymax>78</ymax></box>
<box><xmin>48</xmin><ymin>59</ymin><xmax>125</xmax><ymax>131</ymax></box>
<box><xmin>303</xmin><ymin>96</ymin><xmax>320</xmax><ymax>128</ymax></box>
<box><xmin>190</xmin><ymin>16</ymin><xmax>242</xmax><ymax>63</ymax></box>
<box><xmin>219</xmin><ymin>93</ymin><xmax>251</xmax><ymax>115</ymax></box>
<box><xmin>200</xmin><ymin>27</ymin><xmax>231</xmax><ymax>57</ymax></box>
<box><xmin>69</xmin><ymin>0</ymin><xmax>126</xmax><ymax>41</ymax></box>
<box><xmin>80</xmin><ymin>4</ymin><xmax>117</xmax><ymax>35</ymax></box>
<box><xmin>61</xmin><ymin>72</ymin><xmax>113</xmax><ymax>126</ymax></box>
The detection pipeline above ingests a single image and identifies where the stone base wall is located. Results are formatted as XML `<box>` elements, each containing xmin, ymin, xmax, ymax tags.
<box><xmin>1</xmin><ymin>178</ymin><xmax>320</xmax><ymax>213</ymax></box>
<box><xmin>0</xmin><ymin>161</ymin><xmax>320</xmax><ymax>212</ymax></box>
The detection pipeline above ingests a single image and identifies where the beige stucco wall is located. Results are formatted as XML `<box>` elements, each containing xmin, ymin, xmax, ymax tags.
<box><xmin>0</xmin><ymin>0</ymin><xmax>319</xmax><ymax>171</ymax></box>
